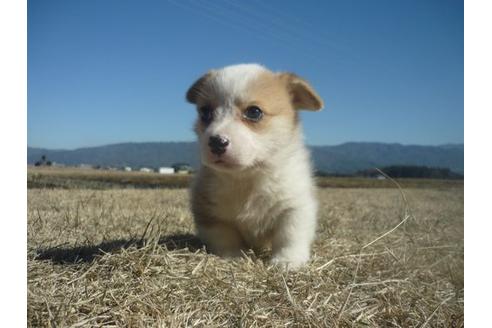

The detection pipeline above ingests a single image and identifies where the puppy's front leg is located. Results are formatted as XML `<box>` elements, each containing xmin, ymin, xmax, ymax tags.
<box><xmin>270</xmin><ymin>208</ymin><xmax>316</xmax><ymax>269</ymax></box>
<box><xmin>196</xmin><ymin>222</ymin><xmax>245</xmax><ymax>257</ymax></box>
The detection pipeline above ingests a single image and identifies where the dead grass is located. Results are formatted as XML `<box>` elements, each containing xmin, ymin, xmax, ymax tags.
<box><xmin>27</xmin><ymin>180</ymin><xmax>463</xmax><ymax>327</ymax></box>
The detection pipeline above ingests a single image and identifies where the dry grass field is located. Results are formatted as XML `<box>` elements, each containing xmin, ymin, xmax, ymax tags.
<box><xmin>27</xmin><ymin>168</ymin><xmax>463</xmax><ymax>327</ymax></box>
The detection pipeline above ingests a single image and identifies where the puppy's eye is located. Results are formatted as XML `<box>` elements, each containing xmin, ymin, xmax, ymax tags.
<box><xmin>199</xmin><ymin>106</ymin><xmax>214</xmax><ymax>125</ymax></box>
<box><xmin>243</xmin><ymin>106</ymin><xmax>263</xmax><ymax>122</ymax></box>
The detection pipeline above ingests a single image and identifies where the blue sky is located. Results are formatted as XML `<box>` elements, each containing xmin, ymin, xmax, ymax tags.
<box><xmin>28</xmin><ymin>0</ymin><xmax>463</xmax><ymax>149</ymax></box>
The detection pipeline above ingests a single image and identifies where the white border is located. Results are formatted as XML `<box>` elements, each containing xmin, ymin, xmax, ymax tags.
<box><xmin>0</xmin><ymin>0</ymin><xmax>474</xmax><ymax>325</ymax></box>
<box><xmin>465</xmin><ymin>0</ymin><xmax>492</xmax><ymax>326</ymax></box>
<box><xmin>0</xmin><ymin>0</ymin><xmax>27</xmax><ymax>325</ymax></box>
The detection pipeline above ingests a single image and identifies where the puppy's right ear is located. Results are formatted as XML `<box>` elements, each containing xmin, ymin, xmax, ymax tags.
<box><xmin>186</xmin><ymin>72</ymin><xmax>212</xmax><ymax>104</ymax></box>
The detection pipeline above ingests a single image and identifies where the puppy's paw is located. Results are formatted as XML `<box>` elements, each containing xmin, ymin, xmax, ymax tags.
<box><xmin>270</xmin><ymin>254</ymin><xmax>309</xmax><ymax>270</ymax></box>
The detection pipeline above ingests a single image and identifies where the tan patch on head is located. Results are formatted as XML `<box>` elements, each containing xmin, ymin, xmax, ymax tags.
<box><xmin>236</xmin><ymin>71</ymin><xmax>298</xmax><ymax>132</ymax></box>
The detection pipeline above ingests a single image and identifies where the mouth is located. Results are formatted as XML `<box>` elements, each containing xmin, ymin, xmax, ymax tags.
<box><xmin>213</xmin><ymin>158</ymin><xmax>239</xmax><ymax>168</ymax></box>
<box><xmin>202</xmin><ymin>146</ymin><xmax>246</xmax><ymax>170</ymax></box>
<box><xmin>203</xmin><ymin>154</ymin><xmax>243</xmax><ymax>171</ymax></box>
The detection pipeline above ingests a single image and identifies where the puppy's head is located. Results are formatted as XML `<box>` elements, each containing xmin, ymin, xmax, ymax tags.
<box><xmin>186</xmin><ymin>63</ymin><xmax>323</xmax><ymax>172</ymax></box>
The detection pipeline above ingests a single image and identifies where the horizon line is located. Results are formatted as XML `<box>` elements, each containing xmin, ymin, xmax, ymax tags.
<box><xmin>27</xmin><ymin>140</ymin><xmax>465</xmax><ymax>151</ymax></box>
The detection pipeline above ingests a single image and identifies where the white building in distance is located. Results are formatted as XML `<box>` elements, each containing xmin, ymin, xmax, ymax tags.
<box><xmin>158</xmin><ymin>167</ymin><xmax>174</xmax><ymax>174</ymax></box>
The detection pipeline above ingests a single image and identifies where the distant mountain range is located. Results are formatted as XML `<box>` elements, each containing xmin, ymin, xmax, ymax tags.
<box><xmin>27</xmin><ymin>142</ymin><xmax>464</xmax><ymax>174</ymax></box>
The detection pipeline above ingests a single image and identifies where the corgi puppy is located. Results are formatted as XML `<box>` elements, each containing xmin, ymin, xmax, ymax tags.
<box><xmin>186</xmin><ymin>63</ymin><xmax>323</xmax><ymax>268</ymax></box>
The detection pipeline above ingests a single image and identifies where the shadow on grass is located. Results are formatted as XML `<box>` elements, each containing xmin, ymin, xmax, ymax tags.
<box><xmin>35</xmin><ymin>233</ymin><xmax>204</xmax><ymax>265</ymax></box>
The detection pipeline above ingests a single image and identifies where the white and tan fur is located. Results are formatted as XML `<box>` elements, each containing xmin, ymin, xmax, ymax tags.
<box><xmin>186</xmin><ymin>63</ymin><xmax>323</xmax><ymax>268</ymax></box>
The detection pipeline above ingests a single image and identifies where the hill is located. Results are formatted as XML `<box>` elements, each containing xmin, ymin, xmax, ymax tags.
<box><xmin>27</xmin><ymin>142</ymin><xmax>464</xmax><ymax>174</ymax></box>
<box><xmin>310</xmin><ymin>142</ymin><xmax>463</xmax><ymax>174</ymax></box>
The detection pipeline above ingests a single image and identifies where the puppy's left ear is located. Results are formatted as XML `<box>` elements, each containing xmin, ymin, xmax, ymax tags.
<box><xmin>279</xmin><ymin>73</ymin><xmax>324</xmax><ymax>111</ymax></box>
<box><xmin>186</xmin><ymin>72</ymin><xmax>212</xmax><ymax>104</ymax></box>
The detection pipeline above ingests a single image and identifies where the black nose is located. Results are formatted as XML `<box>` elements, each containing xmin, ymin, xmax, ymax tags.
<box><xmin>208</xmin><ymin>135</ymin><xmax>230</xmax><ymax>155</ymax></box>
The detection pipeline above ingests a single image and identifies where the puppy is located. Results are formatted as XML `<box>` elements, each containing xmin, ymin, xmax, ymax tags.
<box><xmin>186</xmin><ymin>63</ymin><xmax>323</xmax><ymax>268</ymax></box>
